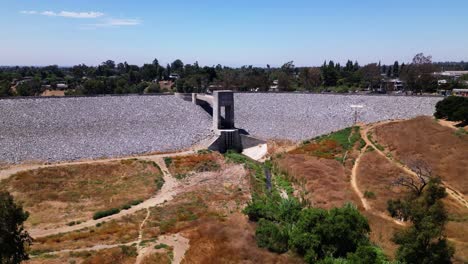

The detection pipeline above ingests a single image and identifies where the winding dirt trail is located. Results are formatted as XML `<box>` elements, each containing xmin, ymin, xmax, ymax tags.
<box><xmin>349</xmin><ymin>122</ymin><xmax>407</xmax><ymax>226</ymax></box>
<box><xmin>350</xmin><ymin>146</ymin><xmax>370</xmax><ymax>211</ymax></box>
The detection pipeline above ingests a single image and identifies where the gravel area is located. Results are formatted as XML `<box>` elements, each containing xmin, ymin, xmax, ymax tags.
<box><xmin>0</xmin><ymin>96</ymin><xmax>213</xmax><ymax>164</ymax></box>
<box><xmin>235</xmin><ymin>93</ymin><xmax>442</xmax><ymax>141</ymax></box>
<box><xmin>0</xmin><ymin>93</ymin><xmax>443</xmax><ymax>164</ymax></box>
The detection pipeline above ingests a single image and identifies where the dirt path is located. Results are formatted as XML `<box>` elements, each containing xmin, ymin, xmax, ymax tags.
<box><xmin>135</xmin><ymin>208</ymin><xmax>151</xmax><ymax>264</ymax></box>
<box><xmin>157</xmin><ymin>234</ymin><xmax>190</xmax><ymax>264</ymax></box>
<box><xmin>350</xmin><ymin>146</ymin><xmax>370</xmax><ymax>210</ymax></box>
<box><xmin>28</xmin><ymin>156</ymin><xmax>181</xmax><ymax>238</ymax></box>
<box><xmin>349</xmin><ymin>123</ymin><xmax>407</xmax><ymax>227</ymax></box>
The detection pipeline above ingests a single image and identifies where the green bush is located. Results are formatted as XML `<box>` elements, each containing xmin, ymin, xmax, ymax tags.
<box><xmin>93</xmin><ymin>208</ymin><xmax>121</xmax><ymax>220</ymax></box>
<box><xmin>155</xmin><ymin>177</ymin><xmax>165</xmax><ymax>189</ymax></box>
<box><xmin>119</xmin><ymin>245</ymin><xmax>137</xmax><ymax>257</ymax></box>
<box><xmin>121</xmin><ymin>204</ymin><xmax>131</xmax><ymax>210</ymax></box>
<box><xmin>256</xmin><ymin>219</ymin><xmax>289</xmax><ymax>253</ymax></box>
<box><xmin>131</xmin><ymin>199</ymin><xmax>144</xmax><ymax>206</ymax></box>
<box><xmin>154</xmin><ymin>243</ymin><xmax>170</xmax><ymax>249</ymax></box>
<box><xmin>163</xmin><ymin>157</ymin><xmax>173</xmax><ymax>167</ymax></box>
<box><xmin>364</xmin><ymin>191</ymin><xmax>376</xmax><ymax>199</ymax></box>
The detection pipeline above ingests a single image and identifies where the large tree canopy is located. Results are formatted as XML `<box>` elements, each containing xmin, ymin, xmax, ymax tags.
<box><xmin>0</xmin><ymin>191</ymin><xmax>32</xmax><ymax>264</ymax></box>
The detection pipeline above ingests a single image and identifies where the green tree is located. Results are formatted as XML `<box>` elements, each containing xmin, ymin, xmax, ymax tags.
<box><xmin>16</xmin><ymin>78</ymin><xmax>42</xmax><ymax>96</ymax></box>
<box><xmin>434</xmin><ymin>96</ymin><xmax>468</xmax><ymax>125</ymax></box>
<box><xmin>359</xmin><ymin>63</ymin><xmax>381</xmax><ymax>89</ymax></box>
<box><xmin>400</xmin><ymin>53</ymin><xmax>438</xmax><ymax>94</ymax></box>
<box><xmin>321</xmin><ymin>61</ymin><xmax>339</xmax><ymax>87</ymax></box>
<box><xmin>388</xmin><ymin>177</ymin><xmax>455</xmax><ymax>264</ymax></box>
<box><xmin>393</xmin><ymin>61</ymin><xmax>400</xmax><ymax>77</ymax></box>
<box><xmin>171</xmin><ymin>59</ymin><xmax>184</xmax><ymax>73</ymax></box>
<box><xmin>0</xmin><ymin>81</ymin><xmax>12</xmax><ymax>97</ymax></box>
<box><xmin>0</xmin><ymin>191</ymin><xmax>32</xmax><ymax>264</ymax></box>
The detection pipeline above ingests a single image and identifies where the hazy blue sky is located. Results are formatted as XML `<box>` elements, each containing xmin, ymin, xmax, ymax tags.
<box><xmin>1</xmin><ymin>0</ymin><xmax>467</xmax><ymax>67</ymax></box>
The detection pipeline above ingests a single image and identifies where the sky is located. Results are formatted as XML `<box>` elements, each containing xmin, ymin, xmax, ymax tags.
<box><xmin>1</xmin><ymin>0</ymin><xmax>467</xmax><ymax>67</ymax></box>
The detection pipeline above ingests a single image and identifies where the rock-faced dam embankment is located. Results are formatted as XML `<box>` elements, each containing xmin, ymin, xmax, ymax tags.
<box><xmin>0</xmin><ymin>93</ymin><xmax>441</xmax><ymax>163</ymax></box>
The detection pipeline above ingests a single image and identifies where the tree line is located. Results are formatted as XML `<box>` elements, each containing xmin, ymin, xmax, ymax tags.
<box><xmin>1</xmin><ymin>53</ymin><xmax>467</xmax><ymax>97</ymax></box>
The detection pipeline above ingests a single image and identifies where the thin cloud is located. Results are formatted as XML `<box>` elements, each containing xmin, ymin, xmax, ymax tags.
<box><xmin>20</xmin><ymin>10</ymin><xmax>104</xmax><ymax>18</ymax></box>
<box><xmin>19</xmin><ymin>9</ymin><xmax>140</xmax><ymax>29</ymax></box>
<box><xmin>20</xmin><ymin>10</ymin><xmax>38</xmax><ymax>15</ymax></box>
<box><xmin>85</xmin><ymin>18</ymin><xmax>142</xmax><ymax>28</ymax></box>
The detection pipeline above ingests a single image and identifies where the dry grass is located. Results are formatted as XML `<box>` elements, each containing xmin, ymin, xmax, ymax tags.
<box><xmin>31</xmin><ymin>162</ymin><xmax>250</xmax><ymax>255</ymax></box>
<box><xmin>276</xmin><ymin>154</ymin><xmax>361</xmax><ymax>209</ymax></box>
<box><xmin>141</xmin><ymin>251</ymin><xmax>172</xmax><ymax>264</ymax></box>
<box><xmin>356</xmin><ymin>152</ymin><xmax>410</xmax><ymax>213</ymax></box>
<box><xmin>31</xmin><ymin>211</ymin><xmax>146</xmax><ymax>253</ymax></box>
<box><xmin>0</xmin><ymin>159</ymin><xmax>163</xmax><ymax>229</ymax></box>
<box><xmin>26</xmin><ymin>246</ymin><xmax>138</xmax><ymax>264</ymax></box>
<box><xmin>357</xmin><ymin>136</ymin><xmax>468</xmax><ymax>262</ymax></box>
<box><xmin>142</xmin><ymin>189</ymin><xmax>246</xmax><ymax>240</ymax></box>
<box><xmin>165</xmin><ymin>152</ymin><xmax>223</xmax><ymax>179</ymax></box>
<box><xmin>374</xmin><ymin>116</ymin><xmax>468</xmax><ymax>196</ymax></box>
<box><xmin>362</xmin><ymin>211</ymin><xmax>403</xmax><ymax>260</ymax></box>
<box><xmin>182</xmin><ymin>213</ymin><xmax>303</xmax><ymax>264</ymax></box>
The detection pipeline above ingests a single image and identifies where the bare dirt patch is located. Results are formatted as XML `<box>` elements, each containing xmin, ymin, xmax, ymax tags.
<box><xmin>0</xmin><ymin>159</ymin><xmax>163</xmax><ymax>229</ymax></box>
<box><xmin>373</xmin><ymin>116</ymin><xmax>468</xmax><ymax>196</ymax></box>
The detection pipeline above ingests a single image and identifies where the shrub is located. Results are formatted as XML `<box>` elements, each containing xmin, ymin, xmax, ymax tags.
<box><xmin>119</xmin><ymin>245</ymin><xmax>137</xmax><ymax>257</ymax></box>
<box><xmin>163</xmin><ymin>157</ymin><xmax>173</xmax><ymax>167</ymax></box>
<box><xmin>155</xmin><ymin>178</ymin><xmax>165</xmax><ymax>189</ymax></box>
<box><xmin>363</xmin><ymin>191</ymin><xmax>376</xmax><ymax>199</ymax></box>
<box><xmin>66</xmin><ymin>220</ymin><xmax>82</xmax><ymax>226</ymax></box>
<box><xmin>131</xmin><ymin>199</ymin><xmax>143</xmax><ymax>206</ymax></box>
<box><xmin>92</xmin><ymin>208</ymin><xmax>121</xmax><ymax>220</ymax></box>
<box><xmin>255</xmin><ymin>219</ymin><xmax>289</xmax><ymax>253</ymax></box>
<box><xmin>121</xmin><ymin>204</ymin><xmax>131</xmax><ymax>210</ymax></box>
<box><xmin>154</xmin><ymin>243</ymin><xmax>170</xmax><ymax>249</ymax></box>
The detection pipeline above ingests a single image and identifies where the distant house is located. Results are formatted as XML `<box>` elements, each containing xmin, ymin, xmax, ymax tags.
<box><xmin>270</xmin><ymin>80</ymin><xmax>279</xmax><ymax>92</ymax></box>
<box><xmin>383</xmin><ymin>78</ymin><xmax>404</xmax><ymax>92</ymax></box>
<box><xmin>452</xmin><ymin>89</ymin><xmax>468</xmax><ymax>97</ymax></box>
<box><xmin>435</xmin><ymin>71</ymin><xmax>468</xmax><ymax>79</ymax></box>
<box><xmin>56</xmin><ymin>83</ymin><xmax>68</xmax><ymax>89</ymax></box>
<box><xmin>169</xmin><ymin>73</ymin><xmax>180</xmax><ymax>80</ymax></box>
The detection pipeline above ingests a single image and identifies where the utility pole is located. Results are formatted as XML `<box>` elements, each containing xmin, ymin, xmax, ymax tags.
<box><xmin>350</xmin><ymin>105</ymin><xmax>364</xmax><ymax>124</ymax></box>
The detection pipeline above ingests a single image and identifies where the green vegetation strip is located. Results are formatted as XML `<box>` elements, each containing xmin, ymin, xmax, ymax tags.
<box><xmin>226</xmin><ymin>151</ymin><xmax>389</xmax><ymax>263</ymax></box>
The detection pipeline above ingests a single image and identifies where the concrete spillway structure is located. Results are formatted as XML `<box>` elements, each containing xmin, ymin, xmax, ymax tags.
<box><xmin>192</xmin><ymin>91</ymin><xmax>243</xmax><ymax>152</ymax></box>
